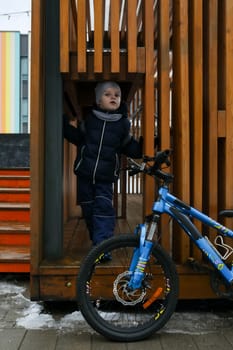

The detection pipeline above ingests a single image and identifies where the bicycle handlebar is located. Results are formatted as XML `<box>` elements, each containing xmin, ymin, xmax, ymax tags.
<box><xmin>127</xmin><ymin>149</ymin><xmax>173</xmax><ymax>183</ymax></box>
<box><xmin>150</xmin><ymin>149</ymin><xmax>171</xmax><ymax>170</ymax></box>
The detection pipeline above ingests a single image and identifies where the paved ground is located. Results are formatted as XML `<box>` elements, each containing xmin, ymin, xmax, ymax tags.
<box><xmin>1</xmin><ymin>274</ymin><xmax>233</xmax><ymax>349</ymax></box>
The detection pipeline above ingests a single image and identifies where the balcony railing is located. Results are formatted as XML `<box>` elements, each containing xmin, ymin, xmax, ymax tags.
<box><xmin>60</xmin><ymin>0</ymin><xmax>158</xmax><ymax>74</ymax></box>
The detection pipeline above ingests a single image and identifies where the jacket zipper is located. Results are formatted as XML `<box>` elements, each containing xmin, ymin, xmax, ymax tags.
<box><xmin>74</xmin><ymin>145</ymin><xmax>85</xmax><ymax>172</ymax></box>
<box><xmin>114</xmin><ymin>154</ymin><xmax>119</xmax><ymax>178</ymax></box>
<box><xmin>93</xmin><ymin>121</ymin><xmax>106</xmax><ymax>184</ymax></box>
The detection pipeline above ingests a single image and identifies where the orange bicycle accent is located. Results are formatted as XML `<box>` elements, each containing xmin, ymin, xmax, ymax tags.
<box><xmin>143</xmin><ymin>287</ymin><xmax>163</xmax><ymax>309</ymax></box>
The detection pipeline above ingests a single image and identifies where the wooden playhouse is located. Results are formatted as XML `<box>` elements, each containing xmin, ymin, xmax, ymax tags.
<box><xmin>29</xmin><ymin>0</ymin><xmax>233</xmax><ymax>300</ymax></box>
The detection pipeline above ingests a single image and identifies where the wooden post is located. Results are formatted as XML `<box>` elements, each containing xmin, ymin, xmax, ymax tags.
<box><xmin>158</xmin><ymin>0</ymin><xmax>172</xmax><ymax>252</ymax></box>
<box><xmin>143</xmin><ymin>0</ymin><xmax>155</xmax><ymax>216</ymax></box>
<box><xmin>172</xmin><ymin>0</ymin><xmax>190</xmax><ymax>263</ymax></box>
<box><xmin>205</xmin><ymin>0</ymin><xmax>218</xmax><ymax>235</ymax></box>
<box><xmin>189</xmin><ymin>0</ymin><xmax>203</xmax><ymax>261</ymax></box>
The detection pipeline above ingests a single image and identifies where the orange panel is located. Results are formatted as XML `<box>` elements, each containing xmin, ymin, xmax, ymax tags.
<box><xmin>0</xmin><ymin>210</ymin><xmax>30</xmax><ymax>222</ymax></box>
<box><xmin>0</xmin><ymin>178</ymin><xmax>30</xmax><ymax>188</ymax></box>
<box><xmin>0</xmin><ymin>234</ymin><xmax>30</xmax><ymax>246</ymax></box>
<box><xmin>0</xmin><ymin>263</ymin><xmax>30</xmax><ymax>273</ymax></box>
<box><xmin>0</xmin><ymin>192</ymin><xmax>30</xmax><ymax>203</ymax></box>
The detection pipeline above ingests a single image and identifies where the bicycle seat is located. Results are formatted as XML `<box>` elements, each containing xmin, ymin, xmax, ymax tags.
<box><xmin>219</xmin><ymin>210</ymin><xmax>233</xmax><ymax>218</ymax></box>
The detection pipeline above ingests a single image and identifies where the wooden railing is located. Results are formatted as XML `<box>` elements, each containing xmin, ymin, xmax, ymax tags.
<box><xmin>59</xmin><ymin>0</ymin><xmax>156</xmax><ymax>74</ymax></box>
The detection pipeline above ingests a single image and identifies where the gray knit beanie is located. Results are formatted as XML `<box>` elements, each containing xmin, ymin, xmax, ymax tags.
<box><xmin>95</xmin><ymin>81</ymin><xmax>121</xmax><ymax>104</ymax></box>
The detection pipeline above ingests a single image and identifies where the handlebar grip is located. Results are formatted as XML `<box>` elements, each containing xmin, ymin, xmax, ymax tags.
<box><xmin>153</xmin><ymin>149</ymin><xmax>171</xmax><ymax>170</ymax></box>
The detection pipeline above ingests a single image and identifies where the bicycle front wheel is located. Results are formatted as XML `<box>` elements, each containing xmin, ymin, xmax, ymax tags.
<box><xmin>77</xmin><ymin>234</ymin><xmax>178</xmax><ymax>342</ymax></box>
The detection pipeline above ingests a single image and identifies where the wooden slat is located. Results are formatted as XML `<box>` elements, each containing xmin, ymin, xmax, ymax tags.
<box><xmin>222</xmin><ymin>0</ymin><xmax>233</xmax><ymax>257</ymax></box>
<box><xmin>0</xmin><ymin>204</ymin><xmax>30</xmax><ymax>222</ymax></box>
<box><xmin>0</xmin><ymin>222</ymin><xmax>30</xmax><ymax>246</ymax></box>
<box><xmin>0</xmin><ymin>189</ymin><xmax>30</xmax><ymax>203</ymax></box>
<box><xmin>143</xmin><ymin>0</ymin><xmax>155</xmax><ymax>216</ymax></box>
<box><xmin>189</xmin><ymin>0</ymin><xmax>203</xmax><ymax>261</ymax></box>
<box><xmin>172</xmin><ymin>0</ymin><xmax>190</xmax><ymax>264</ymax></box>
<box><xmin>0</xmin><ymin>262</ymin><xmax>30</xmax><ymax>273</ymax></box>
<box><xmin>94</xmin><ymin>0</ymin><xmax>103</xmax><ymax>72</ymax></box>
<box><xmin>110</xmin><ymin>0</ymin><xmax>120</xmax><ymax>72</ymax></box>
<box><xmin>60</xmin><ymin>0</ymin><xmax>69</xmax><ymax>72</ymax></box>
<box><xmin>0</xmin><ymin>234</ymin><xmax>30</xmax><ymax>246</ymax></box>
<box><xmin>70</xmin><ymin>0</ymin><xmax>77</xmax><ymax>51</ymax></box>
<box><xmin>206</xmin><ymin>1</ymin><xmax>218</xmax><ymax>231</ymax></box>
<box><xmin>225</xmin><ymin>1</ymin><xmax>233</xmax><ymax>216</ymax></box>
<box><xmin>0</xmin><ymin>176</ymin><xmax>30</xmax><ymax>188</ymax></box>
<box><xmin>157</xmin><ymin>0</ymin><xmax>171</xmax><ymax>252</ymax></box>
<box><xmin>70</xmin><ymin>0</ymin><xmax>77</xmax><ymax>31</ymax></box>
<box><xmin>77</xmin><ymin>0</ymin><xmax>87</xmax><ymax>72</ymax></box>
<box><xmin>0</xmin><ymin>169</ymin><xmax>29</xmax><ymax>176</ymax></box>
<box><xmin>217</xmin><ymin>110</ymin><xmax>226</xmax><ymax>137</ymax></box>
<box><xmin>127</xmin><ymin>0</ymin><xmax>137</xmax><ymax>72</ymax></box>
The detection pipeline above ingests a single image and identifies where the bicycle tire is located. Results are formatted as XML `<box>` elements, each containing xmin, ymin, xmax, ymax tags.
<box><xmin>77</xmin><ymin>234</ymin><xmax>179</xmax><ymax>342</ymax></box>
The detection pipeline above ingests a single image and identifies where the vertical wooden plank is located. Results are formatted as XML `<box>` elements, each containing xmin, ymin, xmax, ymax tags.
<box><xmin>158</xmin><ymin>0</ymin><xmax>170</xmax><ymax>150</ymax></box>
<box><xmin>189</xmin><ymin>0</ymin><xmax>203</xmax><ymax>261</ymax></box>
<box><xmin>110</xmin><ymin>0</ymin><xmax>120</xmax><ymax>72</ymax></box>
<box><xmin>60</xmin><ymin>0</ymin><xmax>69</xmax><ymax>72</ymax></box>
<box><xmin>225</xmin><ymin>1</ymin><xmax>233</xmax><ymax>213</ymax></box>
<box><xmin>127</xmin><ymin>0</ymin><xmax>137</xmax><ymax>72</ymax></box>
<box><xmin>94</xmin><ymin>0</ymin><xmax>103</xmax><ymax>72</ymax></box>
<box><xmin>30</xmin><ymin>0</ymin><xmax>45</xmax><ymax>297</ymax></box>
<box><xmin>143</xmin><ymin>0</ymin><xmax>155</xmax><ymax>216</ymax></box>
<box><xmin>157</xmin><ymin>0</ymin><xmax>171</xmax><ymax>252</ymax></box>
<box><xmin>172</xmin><ymin>0</ymin><xmax>190</xmax><ymax>263</ymax></box>
<box><xmin>217</xmin><ymin>0</ymin><xmax>226</xmax><ymax>220</ymax></box>
<box><xmin>77</xmin><ymin>0</ymin><xmax>86</xmax><ymax>72</ymax></box>
<box><xmin>205</xmin><ymin>1</ymin><xmax>218</xmax><ymax>226</ymax></box>
<box><xmin>70</xmin><ymin>0</ymin><xmax>77</xmax><ymax>51</ymax></box>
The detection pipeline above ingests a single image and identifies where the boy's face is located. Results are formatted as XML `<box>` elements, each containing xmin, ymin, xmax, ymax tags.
<box><xmin>98</xmin><ymin>87</ymin><xmax>121</xmax><ymax>111</ymax></box>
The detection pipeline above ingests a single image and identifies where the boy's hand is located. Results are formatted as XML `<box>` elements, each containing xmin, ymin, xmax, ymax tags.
<box><xmin>63</xmin><ymin>114</ymin><xmax>78</xmax><ymax>127</ymax></box>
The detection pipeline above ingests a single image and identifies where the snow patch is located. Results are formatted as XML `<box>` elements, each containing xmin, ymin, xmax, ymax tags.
<box><xmin>0</xmin><ymin>282</ymin><xmax>25</xmax><ymax>296</ymax></box>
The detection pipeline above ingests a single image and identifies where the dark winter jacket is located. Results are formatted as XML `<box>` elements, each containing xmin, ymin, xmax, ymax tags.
<box><xmin>63</xmin><ymin>104</ymin><xmax>143</xmax><ymax>183</ymax></box>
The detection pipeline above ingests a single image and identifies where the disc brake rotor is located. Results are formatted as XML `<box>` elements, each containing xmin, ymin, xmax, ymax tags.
<box><xmin>113</xmin><ymin>271</ymin><xmax>146</xmax><ymax>306</ymax></box>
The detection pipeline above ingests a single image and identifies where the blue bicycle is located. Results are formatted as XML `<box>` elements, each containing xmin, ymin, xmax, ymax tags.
<box><xmin>77</xmin><ymin>150</ymin><xmax>233</xmax><ymax>341</ymax></box>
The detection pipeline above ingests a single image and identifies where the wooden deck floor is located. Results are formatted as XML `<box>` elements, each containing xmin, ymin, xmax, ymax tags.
<box><xmin>32</xmin><ymin>194</ymin><xmax>217</xmax><ymax>300</ymax></box>
<box><xmin>32</xmin><ymin>195</ymin><xmax>143</xmax><ymax>300</ymax></box>
<box><xmin>58</xmin><ymin>194</ymin><xmax>142</xmax><ymax>264</ymax></box>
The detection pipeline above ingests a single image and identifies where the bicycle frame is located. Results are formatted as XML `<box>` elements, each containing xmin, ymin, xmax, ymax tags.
<box><xmin>153</xmin><ymin>185</ymin><xmax>233</xmax><ymax>284</ymax></box>
<box><xmin>128</xmin><ymin>183</ymin><xmax>233</xmax><ymax>290</ymax></box>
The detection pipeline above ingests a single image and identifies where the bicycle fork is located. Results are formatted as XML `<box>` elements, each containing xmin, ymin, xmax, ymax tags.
<box><xmin>127</xmin><ymin>215</ymin><xmax>160</xmax><ymax>290</ymax></box>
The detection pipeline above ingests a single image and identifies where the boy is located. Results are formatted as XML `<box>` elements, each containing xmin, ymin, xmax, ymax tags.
<box><xmin>63</xmin><ymin>81</ymin><xmax>142</xmax><ymax>259</ymax></box>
